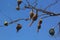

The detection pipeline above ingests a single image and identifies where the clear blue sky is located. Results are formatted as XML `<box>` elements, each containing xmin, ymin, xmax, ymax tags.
<box><xmin>0</xmin><ymin>0</ymin><xmax>60</xmax><ymax>40</ymax></box>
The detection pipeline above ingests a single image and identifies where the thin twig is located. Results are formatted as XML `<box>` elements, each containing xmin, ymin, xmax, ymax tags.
<box><xmin>26</xmin><ymin>0</ymin><xmax>30</xmax><ymax>6</ymax></box>
<box><xmin>44</xmin><ymin>0</ymin><xmax>58</xmax><ymax>10</ymax></box>
<box><xmin>9</xmin><ymin>18</ymin><xmax>30</xmax><ymax>24</ymax></box>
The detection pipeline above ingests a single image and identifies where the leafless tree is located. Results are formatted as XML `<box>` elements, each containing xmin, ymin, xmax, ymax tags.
<box><xmin>0</xmin><ymin>0</ymin><xmax>60</xmax><ymax>38</ymax></box>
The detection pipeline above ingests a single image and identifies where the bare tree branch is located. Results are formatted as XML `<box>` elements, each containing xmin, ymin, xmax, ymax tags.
<box><xmin>24</xmin><ymin>5</ymin><xmax>60</xmax><ymax>16</ymax></box>
<box><xmin>9</xmin><ymin>18</ymin><xmax>30</xmax><ymax>24</ymax></box>
<box><xmin>44</xmin><ymin>0</ymin><xmax>59</xmax><ymax>10</ymax></box>
<box><xmin>26</xmin><ymin>0</ymin><xmax>30</xmax><ymax>6</ymax></box>
<box><xmin>32</xmin><ymin>0</ymin><xmax>38</xmax><ymax>7</ymax></box>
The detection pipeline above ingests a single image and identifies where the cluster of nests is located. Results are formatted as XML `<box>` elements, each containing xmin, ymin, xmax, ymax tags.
<box><xmin>4</xmin><ymin>9</ymin><xmax>55</xmax><ymax>37</ymax></box>
<box><xmin>4</xmin><ymin>21</ymin><xmax>56</xmax><ymax>36</ymax></box>
<box><xmin>4</xmin><ymin>10</ymin><xmax>42</xmax><ymax>32</ymax></box>
<box><xmin>3</xmin><ymin>0</ymin><xmax>60</xmax><ymax>38</ymax></box>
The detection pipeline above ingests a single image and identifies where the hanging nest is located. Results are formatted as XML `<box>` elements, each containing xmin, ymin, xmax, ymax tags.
<box><xmin>49</xmin><ymin>28</ymin><xmax>55</xmax><ymax>36</ymax></box>
<box><xmin>16</xmin><ymin>6</ymin><xmax>20</xmax><ymax>10</ymax></box>
<box><xmin>30</xmin><ymin>11</ymin><xmax>34</xmax><ymax>19</ymax></box>
<box><xmin>4</xmin><ymin>21</ymin><xmax>8</xmax><ymax>26</ymax></box>
<box><xmin>16</xmin><ymin>24</ymin><xmax>22</xmax><ymax>32</ymax></box>
<box><xmin>17</xmin><ymin>0</ymin><xmax>22</xmax><ymax>6</ymax></box>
